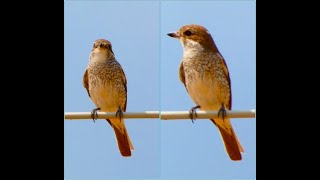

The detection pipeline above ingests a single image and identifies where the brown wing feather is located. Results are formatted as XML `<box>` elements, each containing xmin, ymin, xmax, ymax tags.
<box><xmin>119</xmin><ymin>66</ymin><xmax>127</xmax><ymax>112</ymax></box>
<box><xmin>179</xmin><ymin>61</ymin><xmax>187</xmax><ymax>91</ymax></box>
<box><xmin>83</xmin><ymin>69</ymin><xmax>90</xmax><ymax>97</ymax></box>
<box><xmin>219</xmin><ymin>53</ymin><xmax>232</xmax><ymax>110</ymax></box>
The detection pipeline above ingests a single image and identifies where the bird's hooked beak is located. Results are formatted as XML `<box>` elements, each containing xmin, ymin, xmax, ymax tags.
<box><xmin>167</xmin><ymin>32</ymin><xmax>180</xmax><ymax>38</ymax></box>
<box><xmin>99</xmin><ymin>43</ymin><xmax>104</xmax><ymax>47</ymax></box>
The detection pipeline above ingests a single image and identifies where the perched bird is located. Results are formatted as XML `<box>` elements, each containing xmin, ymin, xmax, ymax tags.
<box><xmin>167</xmin><ymin>24</ymin><xmax>244</xmax><ymax>160</ymax></box>
<box><xmin>83</xmin><ymin>39</ymin><xmax>134</xmax><ymax>157</ymax></box>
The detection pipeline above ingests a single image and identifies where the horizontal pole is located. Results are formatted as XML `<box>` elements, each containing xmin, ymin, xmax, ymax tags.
<box><xmin>160</xmin><ymin>110</ymin><xmax>256</xmax><ymax>120</ymax></box>
<box><xmin>65</xmin><ymin>111</ymin><xmax>159</xmax><ymax>120</ymax></box>
<box><xmin>64</xmin><ymin>110</ymin><xmax>255</xmax><ymax>120</ymax></box>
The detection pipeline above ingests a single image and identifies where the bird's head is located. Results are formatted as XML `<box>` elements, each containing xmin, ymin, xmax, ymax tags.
<box><xmin>91</xmin><ymin>39</ymin><xmax>114</xmax><ymax>59</ymax></box>
<box><xmin>167</xmin><ymin>24</ymin><xmax>218</xmax><ymax>53</ymax></box>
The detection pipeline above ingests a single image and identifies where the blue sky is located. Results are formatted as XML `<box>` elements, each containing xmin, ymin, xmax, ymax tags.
<box><xmin>64</xmin><ymin>1</ymin><xmax>256</xmax><ymax>180</ymax></box>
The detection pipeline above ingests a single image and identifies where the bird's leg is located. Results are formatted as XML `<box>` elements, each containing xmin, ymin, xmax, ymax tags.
<box><xmin>91</xmin><ymin>108</ymin><xmax>101</xmax><ymax>123</ymax></box>
<box><xmin>116</xmin><ymin>106</ymin><xmax>123</xmax><ymax>122</ymax></box>
<box><xmin>218</xmin><ymin>104</ymin><xmax>227</xmax><ymax>121</ymax></box>
<box><xmin>189</xmin><ymin>105</ymin><xmax>201</xmax><ymax>123</ymax></box>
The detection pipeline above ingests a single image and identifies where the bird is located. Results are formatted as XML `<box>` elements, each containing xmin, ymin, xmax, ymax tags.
<box><xmin>83</xmin><ymin>39</ymin><xmax>134</xmax><ymax>157</ymax></box>
<box><xmin>167</xmin><ymin>24</ymin><xmax>244</xmax><ymax>160</ymax></box>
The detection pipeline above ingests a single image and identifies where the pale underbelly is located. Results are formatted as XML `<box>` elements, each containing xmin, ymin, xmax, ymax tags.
<box><xmin>186</xmin><ymin>76</ymin><xmax>223</xmax><ymax>110</ymax></box>
<box><xmin>90</xmin><ymin>84</ymin><xmax>125</xmax><ymax>112</ymax></box>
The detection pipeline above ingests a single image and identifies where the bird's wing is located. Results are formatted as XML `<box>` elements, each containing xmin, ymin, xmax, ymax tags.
<box><xmin>83</xmin><ymin>69</ymin><xmax>90</xmax><ymax>97</ymax></box>
<box><xmin>220</xmin><ymin>54</ymin><xmax>232</xmax><ymax>110</ymax></box>
<box><xmin>120</xmin><ymin>66</ymin><xmax>127</xmax><ymax>112</ymax></box>
<box><xmin>179</xmin><ymin>61</ymin><xmax>187</xmax><ymax>90</ymax></box>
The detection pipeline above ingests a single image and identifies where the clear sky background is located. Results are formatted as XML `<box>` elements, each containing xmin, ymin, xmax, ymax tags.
<box><xmin>64</xmin><ymin>1</ymin><xmax>256</xmax><ymax>180</ymax></box>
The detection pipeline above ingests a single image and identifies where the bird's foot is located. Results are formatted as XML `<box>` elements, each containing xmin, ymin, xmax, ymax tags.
<box><xmin>91</xmin><ymin>108</ymin><xmax>101</xmax><ymax>123</ymax></box>
<box><xmin>218</xmin><ymin>104</ymin><xmax>227</xmax><ymax>121</ymax></box>
<box><xmin>189</xmin><ymin>105</ymin><xmax>201</xmax><ymax>123</ymax></box>
<box><xmin>116</xmin><ymin>106</ymin><xmax>123</xmax><ymax>122</ymax></box>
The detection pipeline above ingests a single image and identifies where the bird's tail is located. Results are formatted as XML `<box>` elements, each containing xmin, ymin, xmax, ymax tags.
<box><xmin>107</xmin><ymin>119</ymin><xmax>134</xmax><ymax>157</ymax></box>
<box><xmin>210</xmin><ymin>118</ymin><xmax>244</xmax><ymax>161</ymax></box>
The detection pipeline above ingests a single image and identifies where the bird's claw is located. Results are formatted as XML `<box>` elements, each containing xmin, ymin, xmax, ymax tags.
<box><xmin>91</xmin><ymin>108</ymin><xmax>100</xmax><ymax>123</ymax></box>
<box><xmin>189</xmin><ymin>105</ymin><xmax>201</xmax><ymax>123</ymax></box>
<box><xmin>218</xmin><ymin>104</ymin><xmax>227</xmax><ymax>121</ymax></box>
<box><xmin>116</xmin><ymin>106</ymin><xmax>123</xmax><ymax>122</ymax></box>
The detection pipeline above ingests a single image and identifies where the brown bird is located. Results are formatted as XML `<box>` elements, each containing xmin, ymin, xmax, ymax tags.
<box><xmin>83</xmin><ymin>39</ymin><xmax>134</xmax><ymax>157</ymax></box>
<box><xmin>168</xmin><ymin>24</ymin><xmax>244</xmax><ymax>160</ymax></box>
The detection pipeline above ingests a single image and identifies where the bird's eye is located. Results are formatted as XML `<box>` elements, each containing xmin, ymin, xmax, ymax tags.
<box><xmin>184</xmin><ymin>30</ymin><xmax>192</xmax><ymax>36</ymax></box>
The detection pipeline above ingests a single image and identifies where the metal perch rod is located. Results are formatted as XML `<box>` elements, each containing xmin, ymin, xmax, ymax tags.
<box><xmin>64</xmin><ymin>110</ymin><xmax>256</xmax><ymax>120</ymax></box>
